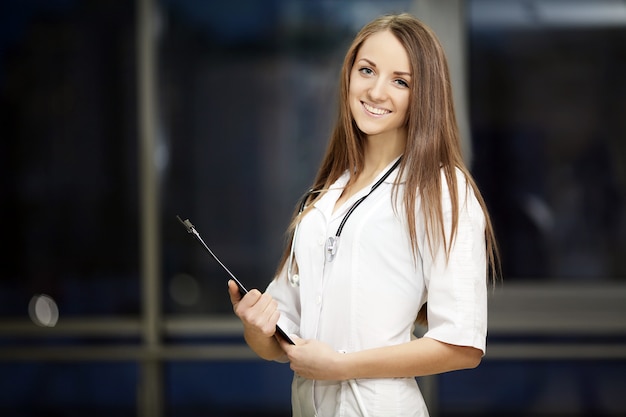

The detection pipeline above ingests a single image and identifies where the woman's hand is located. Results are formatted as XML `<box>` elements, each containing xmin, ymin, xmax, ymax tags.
<box><xmin>228</xmin><ymin>280</ymin><xmax>281</xmax><ymax>341</ymax></box>
<box><xmin>279</xmin><ymin>336</ymin><xmax>346</xmax><ymax>380</ymax></box>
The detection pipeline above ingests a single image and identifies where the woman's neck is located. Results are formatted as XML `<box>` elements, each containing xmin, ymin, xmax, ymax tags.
<box><xmin>334</xmin><ymin>137</ymin><xmax>403</xmax><ymax>213</ymax></box>
<box><xmin>360</xmin><ymin>131</ymin><xmax>405</xmax><ymax>179</ymax></box>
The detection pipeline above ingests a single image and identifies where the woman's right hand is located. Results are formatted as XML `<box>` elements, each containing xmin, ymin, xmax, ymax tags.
<box><xmin>228</xmin><ymin>279</ymin><xmax>281</xmax><ymax>340</ymax></box>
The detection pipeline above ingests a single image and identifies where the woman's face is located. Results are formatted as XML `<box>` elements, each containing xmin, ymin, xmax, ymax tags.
<box><xmin>348</xmin><ymin>30</ymin><xmax>411</xmax><ymax>142</ymax></box>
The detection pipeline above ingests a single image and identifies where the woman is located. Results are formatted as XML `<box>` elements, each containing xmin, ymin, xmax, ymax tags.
<box><xmin>228</xmin><ymin>13</ymin><xmax>498</xmax><ymax>417</ymax></box>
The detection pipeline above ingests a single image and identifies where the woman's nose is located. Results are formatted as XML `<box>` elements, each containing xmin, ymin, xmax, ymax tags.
<box><xmin>367</xmin><ymin>78</ymin><xmax>387</xmax><ymax>101</ymax></box>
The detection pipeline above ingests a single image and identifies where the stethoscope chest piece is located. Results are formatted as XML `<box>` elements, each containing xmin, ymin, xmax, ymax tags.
<box><xmin>325</xmin><ymin>236</ymin><xmax>339</xmax><ymax>263</ymax></box>
<box><xmin>289</xmin><ymin>273</ymin><xmax>300</xmax><ymax>287</ymax></box>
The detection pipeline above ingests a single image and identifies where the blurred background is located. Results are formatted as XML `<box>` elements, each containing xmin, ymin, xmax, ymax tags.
<box><xmin>1</xmin><ymin>0</ymin><xmax>625</xmax><ymax>416</ymax></box>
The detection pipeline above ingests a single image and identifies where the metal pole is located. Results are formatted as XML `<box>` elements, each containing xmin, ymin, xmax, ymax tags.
<box><xmin>412</xmin><ymin>0</ymin><xmax>472</xmax><ymax>165</ymax></box>
<box><xmin>137</xmin><ymin>0</ymin><xmax>162</xmax><ymax>415</ymax></box>
<box><xmin>410</xmin><ymin>1</ymin><xmax>469</xmax><ymax>414</ymax></box>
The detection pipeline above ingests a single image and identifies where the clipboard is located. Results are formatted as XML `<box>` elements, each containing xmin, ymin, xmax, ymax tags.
<box><xmin>176</xmin><ymin>215</ymin><xmax>295</xmax><ymax>345</ymax></box>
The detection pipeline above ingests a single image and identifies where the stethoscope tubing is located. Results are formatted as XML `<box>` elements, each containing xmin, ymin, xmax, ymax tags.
<box><xmin>287</xmin><ymin>156</ymin><xmax>401</xmax><ymax>285</ymax></box>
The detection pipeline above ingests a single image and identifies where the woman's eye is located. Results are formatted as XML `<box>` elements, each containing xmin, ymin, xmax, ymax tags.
<box><xmin>359</xmin><ymin>67</ymin><xmax>374</xmax><ymax>76</ymax></box>
<box><xmin>395</xmin><ymin>79</ymin><xmax>409</xmax><ymax>88</ymax></box>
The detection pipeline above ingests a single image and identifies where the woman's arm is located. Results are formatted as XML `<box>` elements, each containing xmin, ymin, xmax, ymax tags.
<box><xmin>341</xmin><ymin>337</ymin><xmax>482</xmax><ymax>379</ymax></box>
<box><xmin>228</xmin><ymin>280</ymin><xmax>287</xmax><ymax>362</ymax></box>
<box><xmin>280</xmin><ymin>336</ymin><xmax>482</xmax><ymax>380</ymax></box>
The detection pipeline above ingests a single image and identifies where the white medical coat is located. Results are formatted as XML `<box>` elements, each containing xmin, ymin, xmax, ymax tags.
<box><xmin>267</xmin><ymin>159</ymin><xmax>488</xmax><ymax>417</ymax></box>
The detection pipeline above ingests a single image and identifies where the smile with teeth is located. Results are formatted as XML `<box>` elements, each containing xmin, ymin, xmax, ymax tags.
<box><xmin>362</xmin><ymin>102</ymin><xmax>391</xmax><ymax>116</ymax></box>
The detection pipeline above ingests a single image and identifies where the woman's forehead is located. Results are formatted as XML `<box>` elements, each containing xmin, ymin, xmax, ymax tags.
<box><xmin>354</xmin><ymin>31</ymin><xmax>411</xmax><ymax>74</ymax></box>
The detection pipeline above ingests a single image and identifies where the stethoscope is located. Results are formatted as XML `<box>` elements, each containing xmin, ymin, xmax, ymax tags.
<box><xmin>287</xmin><ymin>157</ymin><xmax>402</xmax><ymax>287</ymax></box>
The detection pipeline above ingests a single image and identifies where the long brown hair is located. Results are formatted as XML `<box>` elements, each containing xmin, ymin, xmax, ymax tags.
<box><xmin>276</xmin><ymin>14</ymin><xmax>499</xmax><ymax>299</ymax></box>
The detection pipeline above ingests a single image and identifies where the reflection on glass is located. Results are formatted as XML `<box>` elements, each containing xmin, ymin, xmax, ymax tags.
<box><xmin>0</xmin><ymin>1</ymin><xmax>140</xmax><ymax>316</ymax></box>
<box><xmin>470</xmin><ymin>20</ymin><xmax>626</xmax><ymax>281</ymax></box>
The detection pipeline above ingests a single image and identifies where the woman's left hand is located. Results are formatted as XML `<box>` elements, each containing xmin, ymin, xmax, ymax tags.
<box><xmin>278</xmin><ymin>336</ymin><xmax>346</xmax><ymax>380</ymax></box>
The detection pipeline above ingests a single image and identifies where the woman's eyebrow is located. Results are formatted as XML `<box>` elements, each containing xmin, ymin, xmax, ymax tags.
<box><xmin>358</xmin><ymin>57</ymin><xmax>411</xmax><ymax>77</ymax></box>
<box><xmin>394</xmin><ymin>70</ymin><xmax>412</xmax><ymax>77</ymax></box>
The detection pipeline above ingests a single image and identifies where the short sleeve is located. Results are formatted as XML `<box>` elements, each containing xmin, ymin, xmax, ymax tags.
<box><xmin>422</xmin><ymin>170</ymin><xmax>488</xmax><ymax>354</ymax></box>
<box><xmin>265</xmin><ymin>267</ymin><xmax>302</xmax><ymax>338</ymax></box>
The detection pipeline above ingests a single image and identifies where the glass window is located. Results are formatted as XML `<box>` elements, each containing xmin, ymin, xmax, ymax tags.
<box><xmin>165</xmin><ymin>360</ymin><xmax>293</xmax><ymax>415</ymax></box>
<box><xmin>159</xmin><ymin>0</ymin><xmax>416</xmax><ymax>314</ymax></box>
<box><xmin>0</xmin><ymin>1</ymin><xmax>140</xmax><ymax>316</ymax></box>
<box><xmin>439</xmin><ymin>359</ymin><xmax>626</xmax><ymax>415</ymax></box>
<box><xmin>0</xmin><ymin>361</ymin><xmax>138</xmax><ymax>417</ymax></box>
<box><xmin>469</xmin><ymin>2</ymin><xmax>626</xmax><ymax>281</ymax></box>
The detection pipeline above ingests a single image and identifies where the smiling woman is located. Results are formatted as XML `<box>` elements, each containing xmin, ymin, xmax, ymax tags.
<box><xmin>228</xmin><ymin>12</ymin><xmax>499</xmax><ymax>417</ymax></box>
<box><xmin>348</xmin><ymin>30</ymin><xmax>411</xmax><ymax>149</ymax></box>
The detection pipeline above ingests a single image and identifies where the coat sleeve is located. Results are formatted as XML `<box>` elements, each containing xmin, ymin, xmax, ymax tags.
<box><xmin>421</xmin><ymin>170</ymin><xmax>488</xmax><ymax>354</ymax></box>
<box><xmin>265</xmin><ymin>266</ymin><xmax>302</xmax><ymax>338</ymax></box>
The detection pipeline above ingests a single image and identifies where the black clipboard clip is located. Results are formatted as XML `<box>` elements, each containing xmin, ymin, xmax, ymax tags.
<box><xmin>176</xmin><ymin>215</ymin><xmax>295</xmax><ymax>345</ymax></box>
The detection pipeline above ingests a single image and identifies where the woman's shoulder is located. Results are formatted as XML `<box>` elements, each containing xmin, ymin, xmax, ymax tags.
<box><xmin>439</xmin><ymin>165</ymin><xmax>484</xmax><ymax>211</ymax></box>
<box><xmin>439</xmin><ymin>165</ymin><xmax>471</xmax><ymax>191</ymax></box>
